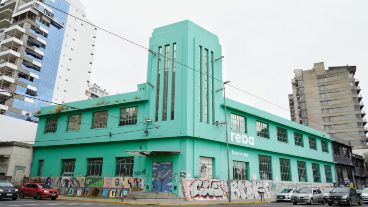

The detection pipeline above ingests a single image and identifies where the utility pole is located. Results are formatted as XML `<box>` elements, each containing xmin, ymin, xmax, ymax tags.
<box><xmin>223</xmin><ymin>80</ymin><xmax>231</xmax><ymax>202</ymax></box>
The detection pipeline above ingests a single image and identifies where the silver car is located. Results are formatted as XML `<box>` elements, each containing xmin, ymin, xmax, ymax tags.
<box><xmin>276</xmin><ymin>188</ymin><xmax>296</xmax><ymax>202</ymax></box>
<box><xmin>292</xmin><ymin>187</ymin><xmax>325</xmax><ymax>205</ymax></box>
<box><xmin>361</xmin><ymin>188</ymin><xmax>368</xmax><ymax>203</ymax></box>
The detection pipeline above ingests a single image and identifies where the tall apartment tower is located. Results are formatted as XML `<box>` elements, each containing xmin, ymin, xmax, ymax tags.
<box><xmin>0</xmin><ymin>0</ymin><xmax>96</xmax><ymax>122</ymax></box>
<box><xmin>289</xmin><ymin>62</ymin><xmax>367</xmax><ymax>148</ymax></box>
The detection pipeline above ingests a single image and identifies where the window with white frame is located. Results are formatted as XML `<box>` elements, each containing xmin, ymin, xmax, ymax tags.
<box><xmin>231</xmin><ymin>114</ymin><xmax>246</xmax><ymax>133</ymax></box>
<box><xmin>233</xmin><ymin>161</ymin><xmax>248</xmax><ymax>180</ymax></box>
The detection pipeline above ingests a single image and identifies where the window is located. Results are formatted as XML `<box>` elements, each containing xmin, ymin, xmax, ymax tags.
<box><xmin>342</xmin><ymin>146</ymin><xmax>351</xmax><ymax>157</ymax></box>
<box><xmin>155</xmin><ymin>47</ymin><xmax>162</xmax><ymax>122</ymax></box>
<box><xmin>294</xmin><ymin>132</ymin><xmax>304</xmax><ymax>147</ymax></box>
<box><xmin>325</xmin><ymin>165</ymin><xmax>332</xmax><ymax>183</ymax></box>
<box><xmin>200</xmin><ymin>157</ymin><xmax>213</xmax><ymax>179</ymax></box>
<box><xmin>259</xmin><ymin>155</ymin><xmax>272</xmax><ymax>180</ymax></box>
<box><xmin>277</xmin><ymin>127</ymin><xmax>288</xmax><ymax>143</ymax></box>
<box><xmin>171</xmin><ymin>43</ymin><xmax>176</xmax><ymax>120</ymax></box>
<box><xmin>322</xmin><ymin>117</ymin><xmax>331</xmax><ymax>123</ymax></box>
<box><xmin>115</xmin><ymin>157</ymin><xmax>134</xmax><ymax>177</ymax></box>
<box><xmin>61</xmin><ymin>159</ymin><xmax>75</xmax><ymax>176</ymax></box>
<box><xmin>86</xmin><ymin>158</ymin><xmax>103</xmax><ymax>176</ymax></box>
<box><xmin>297</xmin><ymin>161</ymin><xmax>307</xmax><ymax>182</ymax></box>
<box><xmin>312</xmin><ymin>163</ymin><xmax>321</xmax><ymax>182</ymax></box>
<box><xmin>233</xmin><ymin>161</ymin><xmax>248</xmax><ymax>180</ymax></box>
<box><xmin>309</xmin><ymin>137</ymin><xmax>317</xmax><ymax>150</ymax></box>
<box><xmin>45</xmin><ymin>117</ymin><xmax>58</xmax><ymax>133</ymax></box>
<box><xmin>92</xmin><ymin>111</ymin><xmax>108</xmax><ymax>128</ymax></box>
<box><xmin>279</xmin><ymin>158</ymin><xmax>291</xmax><ymax>181</ymax></box>
<box><xmin>321</xmin><ymin>140</ymin><xmax>329</xmax><ymax>152</ymax></box>
<box><xmin>256</xmin><ymin>121</ymin><xmax>269</xmax><ymax>138</ymax></box>
<box><xmin>162</xmin><ymin>45</ymin><xmax>170</xmax><ymax>121</ymax></box>
<box><xmin>319</xmin><ymin>86</ymin><xmax>327</xmax><ymax>92</ymax></box>
<box><xmin>119</xmin><ymin>107</ymin><xmax>138</xmax><ymax>126</ymax></box>
<box><xmin>231</xmin><ymin>114</ymin><xmax>246</xmax><ymax>133</ymax></box>
<box><xmin>67</xmin><ymin>114</ymin><xmax>81</xmax><ymax>131</ymax></box>
<box><xmin>37</xmin><ymin>160</ymin><xmax>44</xmax><ymax>176</ymax></box>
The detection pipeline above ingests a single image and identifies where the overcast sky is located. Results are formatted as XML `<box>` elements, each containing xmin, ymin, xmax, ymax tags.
<box><xmin>79</xmin><ymin>0</ymin><xmax>368</xmax><ymax>119</ymax></box>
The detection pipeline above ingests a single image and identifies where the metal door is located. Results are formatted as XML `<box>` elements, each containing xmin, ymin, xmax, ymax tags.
<box><xmin>152</xmin><ymin>162</ymin><xmax>173</xmax><ymax>192</ymax></box>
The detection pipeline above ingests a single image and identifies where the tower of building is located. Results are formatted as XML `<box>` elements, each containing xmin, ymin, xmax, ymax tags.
<box><xmin>289</xmin><ymin>62</ymin><xmax>367</xmax><ymax>148</ymax></box>
<box><xmin>0</xmin><ymin>0</ymin><xmax>96</xmax><ymax>122</ymax></box>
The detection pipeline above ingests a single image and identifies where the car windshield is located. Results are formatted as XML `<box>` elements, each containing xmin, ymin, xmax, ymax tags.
<box><xmin>322</xmin><ymin>188</ymin><xmax>333</xmax><ymax>193</ymax></box>
<box><xmin>298</xmin><ymin>188</ymin><xmax>312</xmax><ymax>193</ymax></box>
<box><xmin>281</xmin><ymin>189</ymin><xmax>293</xmax><ymax>193</ymax></box>
<box><xmin>362</xmin><ymin>188</ymin><xmax>368</xmax><ymax>193</ymax></box>
<box><xmin>331</xmin><ymin>188</ymin><xmax>349</xmax><ymax>193</ymax></box>
<box><xmin>0</xmin><ymin>182</ymin><xmax>13</xmax><ymax>187</ymax></box>
<box><xmin>39</xmin><ymin>184</ymin><xmax>52</xmax><ymax>189</ymax></box>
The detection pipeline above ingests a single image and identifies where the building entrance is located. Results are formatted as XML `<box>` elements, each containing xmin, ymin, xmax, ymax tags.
<box><xmin>152</xmin><ymin>162</ymin><xmax>173</xmax><ymax>192</ymax></box>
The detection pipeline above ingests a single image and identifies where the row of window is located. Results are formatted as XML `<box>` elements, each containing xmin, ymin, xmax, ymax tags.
<box><xmin>230</xmin><ymin>114</ymin><xmax>329</xmax><ymax>152</ymax></box>
<box><xmin>37</xmin><ymin>157</ymin><xmax>134</xmax><ymax>177</ymax></box>
<box><xmin>44</xmin><ymin>107</ymin><xmax>138</xmax><ymax>133</ymax></box>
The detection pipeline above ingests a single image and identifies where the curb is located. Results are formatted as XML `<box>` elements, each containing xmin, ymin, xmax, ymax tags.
<box><xmin>59</xmin><ymin>197</ymin><xmax>272</xmax><ymax>206</ymax></box>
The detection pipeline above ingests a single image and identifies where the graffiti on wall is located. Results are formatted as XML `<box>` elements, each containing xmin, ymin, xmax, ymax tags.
<box><xmin>182</xmin><ymin>178</ymin><xmax>334</xmax><ymax>201</ymax></box>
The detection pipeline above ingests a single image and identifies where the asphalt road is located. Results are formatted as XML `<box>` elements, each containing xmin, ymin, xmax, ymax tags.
<box><xmin>0</xmin><ymin>199</ymin><xmax>364</xmax><ymax>207</ymax></box>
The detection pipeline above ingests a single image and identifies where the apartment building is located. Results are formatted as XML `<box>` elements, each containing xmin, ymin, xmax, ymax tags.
<box><xmin>0</xmin><ymin>0</ymin><xmax>96</xmax><ymax>122</ymax></box>
<box><xmin>289</xmin><ymin>62</ymin><xmax>367</xmax><ymax>148</ymax></box>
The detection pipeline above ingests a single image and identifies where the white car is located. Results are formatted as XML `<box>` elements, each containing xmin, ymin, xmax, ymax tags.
<box><xmin>322</xmin><ymin>187</ymin><xmax>333</xmax><ymax>202</ymax></box>
<box><xmin>361</xmin><ymin>188</ymin><xmax>368</xmax><ymax>203</ymax></box>
<box><xmin>276</xmin><ymin>188</ymin><xmax>296</xmax><ymax>202</ymax></box>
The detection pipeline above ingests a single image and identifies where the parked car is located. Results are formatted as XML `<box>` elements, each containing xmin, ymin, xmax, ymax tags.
<box><xmin>292</xmin><ymin>187</ymin><xmax>325</xmax><ymax>205</ymax></box>
<box><xmin>361</xmin><ymin>188</ymin><xmax>368</xmax><ymax>203</ymax></box>
<box><xmin>0</xmin><ymin>180</ymin><xmax>18</xmax><ymax>200</ymax></box>
<box><xmin>19</xmin><ymin>183</ymin><xmax>59</xmax><ymax>200</ymax></box>
<box><xmin>327</xmin><ymin>187</ymin><xmax>362</xmax><ymax>206</ymax></box>
<box><xmin>276</xmin><ymin>188</ymin><xmax>296</xmax><ymax>202</ymax></box>
<box><xmin>322</xmin><ymin>188</ymin><xmax>334</xmax><ymax>202</ymax></box>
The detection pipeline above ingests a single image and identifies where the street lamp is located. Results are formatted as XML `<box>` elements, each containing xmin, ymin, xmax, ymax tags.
<box><xmin>223</xmin><ymin>80</ymin><xmax>231</xmax><ymax>202</ymax></box>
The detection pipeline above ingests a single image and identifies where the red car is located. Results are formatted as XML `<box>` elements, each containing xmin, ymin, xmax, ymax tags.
<box><xmin>19</xmin><ymin>183</ymin><xmax>59</xmax><ymax>200</ymax></box>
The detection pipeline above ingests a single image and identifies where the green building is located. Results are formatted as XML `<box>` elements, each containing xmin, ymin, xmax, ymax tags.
<box><xmin>31</xmin><ymin>20</ymin><xmax>335</xmax><ymax>200</ymax></box>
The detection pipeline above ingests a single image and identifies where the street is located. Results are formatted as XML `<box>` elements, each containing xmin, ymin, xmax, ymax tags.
<box><xmin>0</xmin><ymin>199</ymin><xmax>357</xmax><ymax>207</ymax></box>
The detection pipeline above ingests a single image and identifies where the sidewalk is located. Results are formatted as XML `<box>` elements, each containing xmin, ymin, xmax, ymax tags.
<box><xmin>59</xmin><ymin>196</ymin><xmax>274</xmax><ymax>206</ymax></box>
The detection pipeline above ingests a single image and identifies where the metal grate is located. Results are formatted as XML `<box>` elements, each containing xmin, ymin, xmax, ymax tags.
<box><xmin>119</xmin><ymin>107</ymin><xmax>138</xmax><ymax>126</ymax></box>
<box><xmin>259</xmin><ymin>155</ymin><xmax>272</xmax><ymax>180</ymax></box>
<box><xmin>233</xmin><ymin>161</ymin><xmax>248</xmax><ymax>180</ymax></box>
<box><xmin>294</xmin><ymin>132</ymin><xmax>304</xmax><ymax>147</ymax></box>
<box><xmin>67</xmin><ymin>114</ymin><xmax>81</xmax><ymax>131</ymax></box>
<box><xmin>277</xmin><ymin>127</ymin><xmax>288</xmax><ymax>142</ymax></box>
<box><xmin>231</xmin><ymin>114</ymin><xmax>246</xmax><ymax>133</ymax></box>
<box><xmin>200</xmin><ymin>157</ymin><xmax>213</xmax><ymax>179</ymax></box>
<box><xmin>256</xmin><ymin>121</ymin><xmax>269</xmax><ymax>138</ymax></box>
<box><xmin>280</xmin><ymin>158</ymin><xmax>291</xmax><ymax>181</ymax></box>
<box><xmin>116</xmin><ymin>157</ymin><xmax>134</xmax><ymax>177</ymax></box>
<box><xmin>44</xmin><ymin>117</ymin><xmax>58</xmax><ymax>133</ymax></box>
<box><xmin>312</xmin><ymin>163</ymin><xmax>321</xmax><ymax>182</ymax></box>
<box><xmin>297</xmin><ymin>161</ymin><xmax>307</xmax><ymax>182</ymax></box>
<box><xmin>324</xmin><ymin>165</ymin><xmax>332</xmax><ymax>183</ymax></box>
<box><xmin>309</xmin><ymin>137</ymin><xmax>317</xmax><ymax>150</ymax></box>
<box><xmin>321</xmin><ymin>140</ymin><xmax>329</xmax><ymax>152</ymax></box>
<box><xmin>86</xmin><ymin>158</ymin><xmax>103</xmax><ymax>176</ymax></box>
<box><xmin>61</xmin><ymin>159</ymin><xmax>75</xmax><ymax>176</ymax></box>
<box><xmin>92</xmin><ymin>111</ymin><xmax>108</xmax><ymax>128</ymax></box>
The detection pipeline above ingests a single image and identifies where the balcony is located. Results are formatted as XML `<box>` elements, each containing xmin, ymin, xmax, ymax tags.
<box><xmin>360</xmin><ymin>102</ymin><xmax>365</xmax><ymax>110</ymax></box>
<box><xmin>0</xmin><ymin>102</ymin><xmax>8</xmax><ymax>111</ymax></box>
<box><xmin>4</xmin><ymin>25</ymin><xmax>26</xmax><ymax>34</ymax></box>
<box><xmin>0</xmin><ymin>62</ymin><xmax>17</xmax><ymax>73</ymax></box>
<box><xmin>0</xmin><ymin>36</ymin><xmax>24</xmax><ymax>48</ymax></box>
<box><xmin>0</xmin><ymin>17</ymin><xmax>11</xmax><ymax>29</ymax></box>
<box><xmin>355</xmin><ymin>79</ymin><xmax>360</xmax><ymax>86</ymax></box>
<box><xmin>22</xmin><ymin>60</ymin><xmax>41</xmax><ymax>72</ymax></box>
<box><xmin>27</xmin><ymin>37</ymin><xmax>45</xmax><ymax>49</ymax></box>
<box><xmin>0</xmin><ymin>75</ymin><xmax>15</xmax><ymax>87</ymax></box>
<box><xmin>363</xmin><ymin>118</ymin><xmax>367</xmax><ymax>126</ymax></box>
<box><xmin>362</xmin><ymin>111</ymin><xmax>366</xmax><ymax>118</ymax></box>
<box><xmin>0</xmin><ymin>46</ymin><xmax>21</xmax><ymax>59</ymax></box>
<box><xmin>25</xmin><ymin>47</ymin><xmax>43</xmax><ymax>60</ymax></box>
<box><xmin>358</xmin><ymin>94</ymin><xmax>363</xmax><ymax>102</ymax></box>
<box><xmin>357</xmin><ymin>86</ymin><xmax>361</xmax><ymax>94</ymax></box>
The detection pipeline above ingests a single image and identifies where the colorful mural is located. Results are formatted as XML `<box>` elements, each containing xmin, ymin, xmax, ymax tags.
<box><xmin>152</xmin><ymin>162</ymin><xmax>173</xmax><ymax>192</ymax></box>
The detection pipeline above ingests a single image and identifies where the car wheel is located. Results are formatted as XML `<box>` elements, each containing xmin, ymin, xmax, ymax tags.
<box><xmin>328</xmin><ymin>202</ymin><xmax>332</xmax><ymax>206</ymax></box>
<box><xmin>35</xmin><ymin>193</ymin><xmax>42</xmax><ymax>200</ymax></box>
<box><xmin>293</xmin><ymin>201</ymin><xmax>297</xmax><ymax>205</ymax></box>
<box><xmin>51</xmin><ymin>197</ymin><xmax>57</xmax><ymax>200</ymax></box>
<box><xmin>347</xmin><ymin>199</ymin><xmax>352</xmax><ymax>206</ymax></box>
<box><xmin>321</xmin><ymin>198</ymin><xmax>325</xmax><ymax>204</ymax></box>
<box><xmin>358</xmin><ymin>198</ymin><xmax>362</xmax><ymax>205</ymax></box>
<box><xmin>310</xmin><ymin>198</ymin><xmax>314</xmax><ymax>205</ymax></box>
<box><xmin>12</xmin><ymin>196</ymin><xmax>18</xmax><ymax>200</ymax></box>
<box><xmin>19</xmin><ymin>191</ymin><xmax>24</xmax><ymax>199</ymax></box>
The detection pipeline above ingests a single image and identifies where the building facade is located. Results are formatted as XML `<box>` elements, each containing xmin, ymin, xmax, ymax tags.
<box><xmin>30</xmin><ymin>20</ymin><xmax>335</xmax><ymax>200</ymax></box>
<box><xmin>0</xmin><ymin>141</ymin><xmax>33</xmax><ymax>186</ymax></box>
<box><xmin>0</xmin><ymin>0</ymin><xmax>96</xmax><ymax>122</ymax></box>
<box><xmin>289</xmin><ymin>62</ymin><xmax>367</xmax><ymax>148</ymax></box>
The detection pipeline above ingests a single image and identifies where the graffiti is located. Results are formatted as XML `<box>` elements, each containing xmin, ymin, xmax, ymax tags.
<box><xmin>182</xmin><ymin>178</ymin><xmax>334</xmax><ymax>201</ymax></box>
<box><xmin>182</xmin><ymin>179</ymin><xmax>226</xmax><ymax>200</ymax></box>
